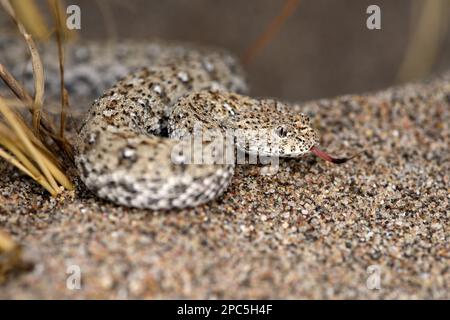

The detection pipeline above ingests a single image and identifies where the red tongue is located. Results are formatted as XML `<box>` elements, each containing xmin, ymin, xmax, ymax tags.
<box><xmin>310</xmin><ymin>146</ymin><xmax>357</xmax><ymax>164</ymax></box>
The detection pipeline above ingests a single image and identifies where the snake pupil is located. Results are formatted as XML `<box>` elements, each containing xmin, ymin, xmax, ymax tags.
<box><xmin>276</xmin><ymin>126</ymin><xmax>288</xmax><ymax>138</ymax></box>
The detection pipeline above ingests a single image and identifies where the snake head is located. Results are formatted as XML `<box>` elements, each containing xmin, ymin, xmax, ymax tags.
<box><xmin>233</xmin><ymin>111</ymin><xmax>319</xmax><ymax>158</ymax></box>
<box><xmin>270</xmin><ymin>113</ymin><xmax>319</xmax><ymax>157</ymax></box>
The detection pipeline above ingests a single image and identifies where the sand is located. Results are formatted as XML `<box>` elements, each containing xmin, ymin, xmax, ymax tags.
<box><xmin>0</xmin><ymin>72</ymin><xmax>448</xmax><ymax>299</ymax></box>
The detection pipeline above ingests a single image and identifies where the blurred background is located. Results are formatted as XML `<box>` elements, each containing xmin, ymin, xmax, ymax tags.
<box><xmin>1</xmin><ymin>0</ymin><xmax>450</xmax><ymax>102</ymax></box>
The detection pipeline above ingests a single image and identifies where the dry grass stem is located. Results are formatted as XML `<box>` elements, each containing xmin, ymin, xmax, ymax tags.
<box><xmin>396</xmin><ymin>0</ymin><xmax>449</xmax><ymax>82</ymax></box>
<box><xmin>23</xmin><ymin>33</ymin><xmax>45</xmax><ymax>133</ymax></box>
<box><xmin>0</xmin><ymin>62</ymin><xmax>74</xmax><ymax>160</ymax></box>
<box><xmin>0</xmin><ymin>229</ymin><xmax>32</xmax><ymax>284</ymax></box>
<box><xmin>8</xmin><ymin>0</ymin><xmax>50</xmax><ymax>40</ymax></box>
<box><xmin>0</xmin><ymin>0</ymin><xmax>75</xmax><ymax>196</ymax></box>
<box><xmin>0</xmin><ymin>121</ymin><xmax>68</xmax><ymax>187</ymax></box>
<box><xmin>48</xmin><ymin>0</ymin><xmax>70</xmax><ymax>140</ymax></box>
<box><xmin>0</xmin><ymin>147</ymin><xmax>56</xmax><ymax>195</ymax></box>
<box><xmin>0</xmin><ymin>98</ymin><xmax>60</xmax><ymax>192</ymax></box>
<box><xmin>241</xmin><ymin>0</ymin><xmax>300</xmax><ymax>65</ymax></box>
<box><xmin>2</xmin><ymin>0</ymin><xmax>47</xmax><ymax>135</ymax></box>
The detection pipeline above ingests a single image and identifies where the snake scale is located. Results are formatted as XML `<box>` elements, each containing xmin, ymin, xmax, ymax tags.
<box><xmin>1</xmin><ymin>37</ymin><xmax>351</xmax><ymax>210</ymax></box>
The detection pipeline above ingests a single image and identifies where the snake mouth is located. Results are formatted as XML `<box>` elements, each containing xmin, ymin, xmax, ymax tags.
<box><xmin>310</xmin><ymin>146</ymin><xmax>358</xmax><ymax>164</ymax></box>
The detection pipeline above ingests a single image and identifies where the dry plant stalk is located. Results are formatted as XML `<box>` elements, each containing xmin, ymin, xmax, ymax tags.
<box><xmin>94</xmin><ymin>0</ymin><xmax>119</xmax><ymax>42</ymax></box>
<box><xmin>0</xmin><ymin>62</ymin><xmax>72</xmax><ymax>160</ymax></box>
<box><xmin>1</xmin><ymin>0</ymin><xmax>71</xmax><ymax>148</ymax></box>
<box><xmin>8</xmin><ymin>0</ymin><xmax>50</xmax><ymax>40</ymax></box>
<box><xmin>241</xmin><ymin>0</ymin><xmax>300</xmax><ymax>65</ymax></box>
<box><xmin>2</xmin><ymin>0</ymin><xmax>45</xmax><ymax>133</ymax></box>
<box><xmin>396</xmin><ymin>0</ymin><xmax>449</xmax><ymax>82</ymax></box>
<box><xmin>25</xmin><ymin>33</ymin><xmax>45</xmax><ymax>132</ymax></box>
<box><xmin>0</xmin><ymin>86</ymin><xmax>74</xmax><ymax>195</ymax></box>
<box><xmin>0</xmin><ymin>229</ymin><xmax>31</xmax><ymax>284</ymax></box>
<box><xmin>48</xmin><ymin>0</ymin><xmax>70</xmax><ymax>140</ymax></box>
<box><xmin>0</xmin><ymin>98</ymin><xmax>65</xmax><ymax>195</ymax></box>
<box><xmin>0</xmin><ymin>0</ymin><xmax>74</xmax><ymax>196</ymax></box>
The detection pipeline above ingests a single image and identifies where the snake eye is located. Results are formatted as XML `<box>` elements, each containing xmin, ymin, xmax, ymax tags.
<box><xmin>275</xmin><ymin>126</ymin><xmax>288</xmax><ymax>138</ymax></box>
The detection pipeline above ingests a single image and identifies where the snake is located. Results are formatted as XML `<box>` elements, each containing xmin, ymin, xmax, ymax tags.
<box><xmin>1</xmin><ymin>37</ymin><xmax>352</xmax><ymax>210</ymax></box>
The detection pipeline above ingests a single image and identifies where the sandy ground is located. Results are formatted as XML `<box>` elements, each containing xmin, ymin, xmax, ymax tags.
<box><xmin>0</xmin><ymin>73</ymin><xmax>448</xmax><ymax>299</ymax></box>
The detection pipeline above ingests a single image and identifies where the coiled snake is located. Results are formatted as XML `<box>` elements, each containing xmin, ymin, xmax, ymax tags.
<box><xmin>1</xmin><ymin>38</ymin><xmax>352</xmax><ymax>210</ymax></box>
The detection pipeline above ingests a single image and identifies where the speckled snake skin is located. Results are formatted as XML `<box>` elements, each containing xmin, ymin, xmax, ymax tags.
<box><xmin>1</xmin><ymin>37</ymin><xmax>321</xmax><ymax>209</ymax></box>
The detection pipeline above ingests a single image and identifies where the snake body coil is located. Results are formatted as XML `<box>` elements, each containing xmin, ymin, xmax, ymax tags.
<box><xmin>1</xmin><ymin>38</ymin><xmax>322</xmax><ymax>210</ymax></box>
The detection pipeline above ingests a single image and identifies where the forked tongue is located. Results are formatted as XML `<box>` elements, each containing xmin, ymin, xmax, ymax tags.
<box><xmin>310</xmin><ymin>146</ymin><xmax>357</xmax><ymax>164</ymax></box>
